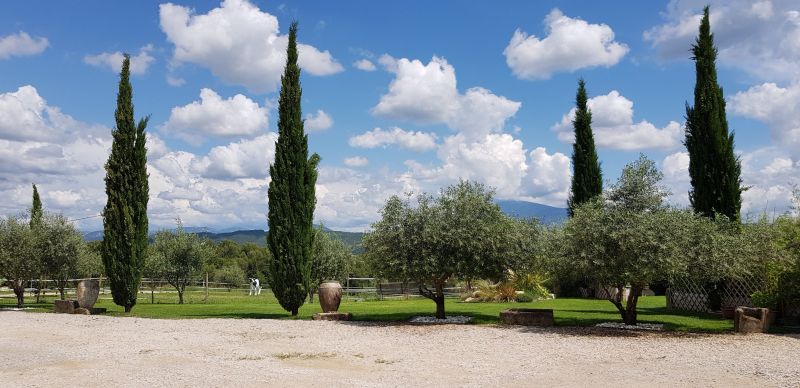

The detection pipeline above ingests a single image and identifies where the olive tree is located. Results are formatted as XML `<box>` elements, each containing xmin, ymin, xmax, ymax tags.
<box><xmin>214</xmin><ymin>265</ymin><xmax>247</xmax><ymax>291</ymax></box>
<box><xmin>142</xmin><ymin>251</ymin><xmax>167</xmax><ymax>303</ymax></box>
<box><xmin>363</xmin><ymin>180</ymin><xmax>517</xmax><ymax>319</ymax></box>
<box><xmin>0</xmin><ymin>216</ymin><xmax>39</xmax><ymax>307</ymax></box>
<box><xmin>36</xmin><ymin>213</ymin><xmax>86</xmax><ymax>300</ymax></box>
<box><xmin>308</xmin><ymin>226</ymin><xmax>351</xmax><ymax>302</ymax></box>
<box><xmin>560</xmin><ymin>155</ymin><xmax>710</xmax><ymax>325</ymax></box>
<box><xmin>607</xmin><ymin>154</ymin><xmax>670</xmax><ymax>213</ymax></box>
<box><xmin>563</xmin><ymin>202</ymin><xmax>709</xmax><ymax>324</ymax></box>
<box><xmin>151</xmin><ymin>223</ymin><xmax>212</xmax><ymax>304</ymax></box>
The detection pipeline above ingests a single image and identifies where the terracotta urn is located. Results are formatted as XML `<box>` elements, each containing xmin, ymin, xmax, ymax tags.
<box><xmin>318</xmin><ymin>281</ymin><xmax>343</xmax><ymax>313</ymax></box>
<box><xmin>76</xmin><ymin>279</ymin><xmax>100</xmax><ymax>309</ymax></box>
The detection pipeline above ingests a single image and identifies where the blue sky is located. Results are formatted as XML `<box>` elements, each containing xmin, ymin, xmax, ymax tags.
<box><xmin>1</xmin><ymin>0</ymin><xmax>798</xmax><ymax>231</ymax></box>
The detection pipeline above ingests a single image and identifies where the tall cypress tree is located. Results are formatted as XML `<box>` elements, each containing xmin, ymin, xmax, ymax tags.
<box><xmin>101</xmin><ymin>54</ymin><xmax>150</xmax><ymax>313</ymax></box>
<box><xmin>567</xmin><ymin>79</ymin><xmax>603</xmax><ymax>216</ymax></box>
<box><xmin>267</xmin><ymin>22</ymin><xmax>320</xmax><ymax>316</ymax></box>
<box><xmin>685</xmin><ymin>6</ymin><xmax>742</xmax><ymax>221</ymax></box>
<box><xmin>30</xmin><ymin>184</ymin><xmax>43</xmax><ymax>228</ymax></box>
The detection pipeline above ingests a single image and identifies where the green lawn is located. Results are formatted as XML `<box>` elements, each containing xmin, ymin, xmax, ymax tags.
<box><xmin>1</xmin><ymin>288</ymin><xmax>733</xmax><ymax>332</ymax></box>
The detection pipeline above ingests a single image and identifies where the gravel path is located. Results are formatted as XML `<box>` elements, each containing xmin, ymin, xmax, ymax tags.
<box><xmin>1</xmin><ymin>311</ymin><xmax>798</xmax><ymax>387</ymax></box>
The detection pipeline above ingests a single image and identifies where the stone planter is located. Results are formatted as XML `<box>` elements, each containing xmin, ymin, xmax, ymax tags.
<box><xmin>734</xmin><ymin>307</ymin><xmax>772</xmax><ymax>333</ymax></box>
<box><xmin>318</xmin><ymin>281</ymin><xmax>342</xmax><ymax>313</ymax></box>
<box><xmin>76</xmin><ymin>279</ymin><xmax>100</xmax><ymax>309</ymax></box>
<box><xmin>500</xmin><ymin>308</ymin><xmax>554</xmax><ymax>326</ymax></box>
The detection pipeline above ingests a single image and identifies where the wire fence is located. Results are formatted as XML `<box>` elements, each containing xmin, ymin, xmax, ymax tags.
<box><xmin>0</xmin><ymin>277</ymin><xmax>248</xmax><ymax>298</ymax></box>
<box><xmin>2</xmin><ymin>277</ymin><xmax>465</xmax><ymax>300</ymax></box>
<box><xmin>344</xmin><ymin>277</ymin><xmax>463</xmax><ymax>300</ymax></box>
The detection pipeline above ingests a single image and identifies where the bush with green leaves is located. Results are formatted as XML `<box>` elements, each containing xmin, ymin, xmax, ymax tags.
<box><xmin>515</xmin><ymin>293</ymin><xmax>534</xmax><ymax>303</ymax></box>
<box><xmin>214</xmin><ymin>265</ymin><xmax>247</xmax><ymax>291</ymax></box>
<box><xmin>510</xmin><ymin>271</ymin><xmax>551</xmax><ymax>300</ymax></box>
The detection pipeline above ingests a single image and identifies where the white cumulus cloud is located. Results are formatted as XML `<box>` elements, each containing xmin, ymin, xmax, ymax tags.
<box><xmin>343</xmin><ymin>156</ymin><xmax>369</xmax><ymax>167</ymax></box>
<box><xmin>349</xmin><ymin>127</ymin><xmax>437</xmax><ymax>152</ymax></box>
<box><xmin>159</xmin><ymin>0</ymin><xmax>343</xmax><ymax>93</ymax></box>
<box><xmin>353</xmin><ymin>59</ymin><xmax>376</xmax><ymax>71</ymax></box>
<box><xmin>504</xmin><ymin>9</ymin><xmax>628</xmax><ymax>80</ymax></box>
<box><xmin>523</xmin><ymin>147</ymin><xmax>572</xmax><ymax>204</ymax></box>
<box><xmin>304</xmin><ymin>110</ymin><xmax>333</xmax><ymax>131</ymax></box>
<box><xmin>373</xmin><ymin>56</ymin><xmax>520</xmax><ymax>139</ymax></box>
<box><xmin>729</xmin><ymin>82</ymin><xmax>800</xmax><ymax>157</ymax></box>
<box><xmin>0</xmin><ymin>31</ymin><xmax>49</xmax><ymax>59</ymax></box>
<box><xmin>644</xmin><ymin>0</ymin><xmax>800</xmax><ymax>82</ymax></box>
<box><xmin>84</xmin><ymin>44</ymin><xmax>155</xmax><ymax>75</ymax></box>
<box><xmin>406</xmin><ymin>134</ymin><xmax>529</xmax><ymax>198</ymax></box>
<box><xmin>662</xmin><ymin>151</ymin><xmax>691</xmax><ymax>206</ymax></box>
<box><xmin>191</xmin><ymin>133</ymin><xmax>278</xmax><ymax>180</ymax></box>
<box><xmin>162</xmin><ymin>88</ymin><xmax>269</xmax><ymax>144</ymax></box>
<box><xmin>552</xmin><ymin>90</ymin><xmax>683</xmax><ymax>150</ymax></box>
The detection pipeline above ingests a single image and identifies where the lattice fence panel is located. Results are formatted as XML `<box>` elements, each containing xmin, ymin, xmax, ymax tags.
<box><xmin>667</xmin><ymin>275</ymin><xmax>764</xmax><ymax>313</ymax></box>
<box><xmin>666</xmin><ymin>278</ymin><xmax>709</xmax><ymax>312</ymax></box>
<box><xmin>721</xmin><ymin>277</ymin><xmax>763</xmax><ymax>309</ymax></box>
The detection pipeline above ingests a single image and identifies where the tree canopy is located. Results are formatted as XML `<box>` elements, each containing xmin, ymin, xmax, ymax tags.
<box><xmin>363</xmin><ymin>180</ymin><xmax>521</xmax><ymax>319</ymax></box>
<box><xmin>568</xmin><ymin>79</ymin><xmax>602</xmax><ymax>217</ymax></box>
<box><xmin>267</xmin><ymin>22</ymin><xmax>320</xmax><ymax>316</ymax></box>
<box><xmin>151</xmin><ymin>222</ymin><xmax>212</xmax><ymax>304</ymax></box>
<box><xmin>101</xmin><ymin>53</ymin><xmax>150</xmax><ymax>313</ymax></box>
<box><xmin>685</xmin><ymin>6</ymin><xmax>742</xmax><ymax>221</ymax></box>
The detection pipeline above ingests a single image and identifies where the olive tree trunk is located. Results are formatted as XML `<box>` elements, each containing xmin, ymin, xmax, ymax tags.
<box><xmin>420</xmin><ymin>278</ymin><xmax>448</xmax><ymax>319</ymax></box>
<box><xmin>13</xmin><ymin>282</ymin><xmax>25</xmax><ymax>308</ymax></box>
<box><xmin>610</xmin><ymin>284</ymin><xmax>643</xmax><ymax>325</ymax></box>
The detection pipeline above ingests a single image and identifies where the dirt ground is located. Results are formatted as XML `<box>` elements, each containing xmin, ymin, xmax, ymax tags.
<box><xmin>1</xmin><ymin>311</ymin><xmax>798</xmax><ymax>387</ymax></box>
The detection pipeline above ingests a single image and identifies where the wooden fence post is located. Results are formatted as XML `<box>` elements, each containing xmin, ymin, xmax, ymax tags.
<box><xmin>204</xmin><ymin>272</ymin><xmax>209</xmax><ymax>302</ymax></box>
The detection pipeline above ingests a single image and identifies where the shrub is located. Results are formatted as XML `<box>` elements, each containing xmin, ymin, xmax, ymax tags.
<box><xmin>751</xmin><ymin>290</ymin><xmax>779</xmax><ymax>310</ymax></box>
<box><xmin>467</xmin><ymin>279</ymin><xmax>519</xmax><ymax>302</ymax></box>
<box><xmin>515</xmin><ymin>293</ymin><xmax>534</xmax><ymax>303</ymax></box>
<box><xmin>510</xmin><ymin>271</ymin><xmax>551</xmax><ymax>300</ymax></box>
<box><xmin>214</xmin><ymin>265</ymin><xmax>246</xmax><ymax>291</ymax></box>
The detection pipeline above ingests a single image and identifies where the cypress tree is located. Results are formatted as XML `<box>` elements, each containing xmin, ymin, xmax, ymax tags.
<box><xmin>685</xmin><ymin>6</ymin><xmax>742</xmax><ymax>221</ymax></box>
<box><xmin>101</xmin><ymin>54</ymin><xmax>150</xmax><ymax>313</ymax></box>
<box><xmin>267</xmin><ymin>22</ymin><xmax>320</xmax><ymax>316</ymax></box>
<box><xmin>567</xmin><ymin>79</ymin><xmax>603</xmax><ymax>216</ymax></box>
<box><xmin>30</xmin><ymin>184</ymin><xmax>43</xmax><ymax>228</ymax></box>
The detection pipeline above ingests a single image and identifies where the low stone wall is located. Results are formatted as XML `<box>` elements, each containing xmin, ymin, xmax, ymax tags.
<box><xmin>499</xmin><ymin>308</ymin><xmax>554</xmax><ymax>326</ymax></box>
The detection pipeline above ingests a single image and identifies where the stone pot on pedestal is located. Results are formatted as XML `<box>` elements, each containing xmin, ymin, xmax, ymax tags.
<box><xmin>76</xmin><ymin>279</ymin><xmax>100</xmax><ymax>309</ymax></box>
<box><xmin>318</xmin><ymin>281</ymin><xmax>343</xmax><ymax>313</ymax></box>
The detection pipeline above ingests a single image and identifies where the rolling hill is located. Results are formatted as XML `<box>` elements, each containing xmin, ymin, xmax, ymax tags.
<box><xmin>82</xmin><ymin>200</ymin><xmax>566</xmax><ymax>250</ymax></box>
<box><xmin>496</xmin><ymin>200</ymin><xmax>568</xmax><ymax>224</ymax></box>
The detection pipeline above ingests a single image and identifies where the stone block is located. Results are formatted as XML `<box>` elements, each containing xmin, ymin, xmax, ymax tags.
<box><xmin>313</xmin><ymin>312</ymin><xmax>352</xmax><ymax>321</ymax></box>
<box><xmin>500</xmin><ymin>308</ymin><xmax>554</xmax><ymax>326</ymax></box>
<box><xmin>734</xmin><ymin>307</ymin><xmax>771</xmax><ymax>333</ymax></box>
<box><xmin>54</xmin><ymin>300</ymin><xmax>79</xmax><ymax>314</ymax></box>
<box><xmin>75</xmin><ymin>280</ymin><xmax>100</xmax><ymax>309</ymax></box>
<box><xmin>90</xmin><ymin>307</ymin><xmax>107</xmax><ymax>315</ymax></box>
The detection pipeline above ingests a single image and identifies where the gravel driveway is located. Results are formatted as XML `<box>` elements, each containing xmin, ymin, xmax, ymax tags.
<box><xmin>1</xmin><ymin>311</ymin><xmax>798</xmax><ymax>387</ymax></box>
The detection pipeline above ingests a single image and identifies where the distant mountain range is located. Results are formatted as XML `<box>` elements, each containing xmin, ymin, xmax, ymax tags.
<box><xmin>82</xmin><ymin>200</ymin><xmax>567</xmax><ymax>250</ymax></box>
<box><xmin>83</xmin><ymin>226</ymin><xmax>366</xmax><ymax>251</ymax></box>
<box><xmin>496</xmin><ymin>200</ymin><xmax>568</xmax><ymax>224</ymax></box>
